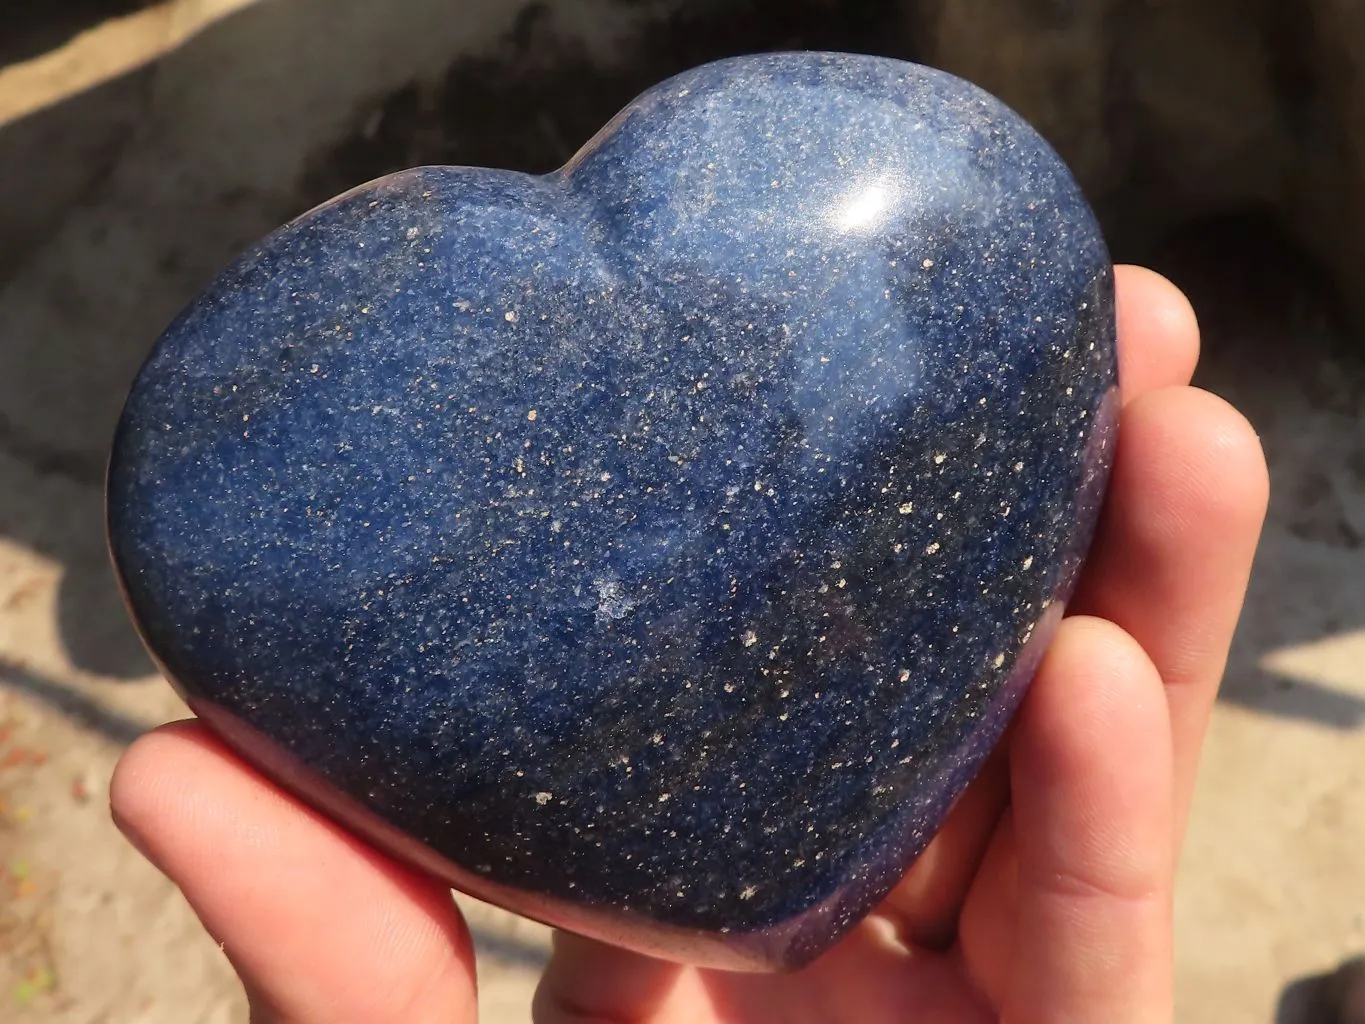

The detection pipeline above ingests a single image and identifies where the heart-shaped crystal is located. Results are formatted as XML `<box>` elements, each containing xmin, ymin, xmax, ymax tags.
<box><xmin>108</xmin><ymin>52</ymin><xmax>1118</xmax><ymax>971</ymax></box>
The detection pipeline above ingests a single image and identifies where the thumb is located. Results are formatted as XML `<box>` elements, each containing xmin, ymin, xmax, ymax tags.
<box><xmin>110</xmin><ymin>721</ymin><xmax>479</xmax><ymax>1024</ymax></box>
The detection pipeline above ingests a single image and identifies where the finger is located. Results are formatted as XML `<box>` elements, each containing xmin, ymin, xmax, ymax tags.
<box><xmin>110</xmin><ymin>721</ymin><xmax>478</xmax><ymax>1024</ymax></box>
<box><xmin>872</xmin><ymin>745</ymin><xmax>1011</xmax><ymax>950</ymax></box>
<box><xmin>974</xmin><ymin>616</ymin><xmax>1174</xmax><ymax>1022</ymax></box>
<box><xmin>863</xmin><ymin>264</ymin><xmax>1198</xmax><ymax>948</ymax></box>
<box><xmin>537</xmin><ymin>922</ymin><xmax>993</xmax><ymax>1024</ymax></box>
<box><xmin>1112</xmin><ymin>265</ymin><xmax>1201</xmax><ymax>400</ymax></box>
<box><xmin>1071</xmin><ymin>386</ymin><xmax>1268</xmax><ymax>839</ymax></box>
<box><xmin>953</xmin><ymin>807</ymin><xmax>1017</xmax><ymax>1001</ymax></box>
<box><xmin>535</xmin><ymin>933</ymin><xmax>685</xmax><ymax>1024</ymax></box>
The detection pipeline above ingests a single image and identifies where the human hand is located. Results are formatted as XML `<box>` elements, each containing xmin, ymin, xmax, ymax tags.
<box><xmin>110</xmin><ymin>265</ymin><xmax>1268</xmax><ymax>1023</ymax></box>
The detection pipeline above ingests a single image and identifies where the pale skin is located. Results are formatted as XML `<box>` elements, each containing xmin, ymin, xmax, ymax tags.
<box><xmin>110</xmin><ymin>266</ymin><xmax>1269</xmax><ymax>1023</ymax></box>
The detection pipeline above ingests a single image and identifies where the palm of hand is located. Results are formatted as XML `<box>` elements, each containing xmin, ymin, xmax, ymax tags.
<box><xmin>112</xmin><ymin>266</ymin><xmax>1267</xmax><ymax>1024</ymax></box>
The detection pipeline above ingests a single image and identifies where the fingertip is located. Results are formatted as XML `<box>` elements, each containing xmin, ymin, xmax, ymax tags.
<box><xmin>1114</xmin><ymin>265</ymin><xmax>1202</xmax><ymax>399</ymax></box>
<box><xmin>1113</xmin><ymin>387</ymin><xmax>1269</xmax><ymax>578</ymax></box>
<box><xmin>1003</xmin><ymin>615</ymin><xmax>1175</xmax><ymax>1022</ymax></box>
<box><xmin>1016</xmin><ymin>615</ymin><xmax>1170</xmax><ymax>785</ymax></box>
<box><xmin>1115</xmin><ymin>265</ymin><xmax>1200</xmax><ymax>347</ymax></box>
<box><xmin>1013</xmin><ymin>614</ymin><xmax>1174</xmax><ymax>902</ymax></box>
<box><xmin>109</xmin><ymin>719</ymin><xmax>229</xmax><ymax>855</ymax></box>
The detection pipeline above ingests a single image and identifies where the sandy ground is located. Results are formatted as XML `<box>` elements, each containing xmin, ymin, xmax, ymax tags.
<box><xmin>0</xmin><ymin>3</ymin><xmax>1362</xmax><ymax>1021</ymax></box>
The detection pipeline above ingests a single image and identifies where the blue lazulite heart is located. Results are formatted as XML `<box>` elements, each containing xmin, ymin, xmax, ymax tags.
<box><xmin>107</xmin><ymin>52</ymin><xmax>1117</xmax><ymax>971</ymax></box>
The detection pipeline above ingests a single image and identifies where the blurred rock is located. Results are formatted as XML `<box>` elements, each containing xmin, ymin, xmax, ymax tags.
<box><xmin>1321</xmin><ymin>956</ymin><xmax>1365</xmax><ymax>1023</ymax></box>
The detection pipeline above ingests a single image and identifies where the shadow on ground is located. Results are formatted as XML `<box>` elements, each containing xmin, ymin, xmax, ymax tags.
<box><xmin>1277</xmin><ymin>956</ymin><xmax>1365</xmax><ymax>1023</ymax></box>
<box><xmin>0</xmin><ymin>0</ymin><xmax>1361</xmax><ymax>736</ymax></box>
<box><xmin>0</xmin><ymin>656</ymin><xmax>154</xmax><ymax>744</ymax></box>
<box><xmin>0</xmin><ymin>0</ymin><xmax>155</xmax><ymax>68</ymax></box>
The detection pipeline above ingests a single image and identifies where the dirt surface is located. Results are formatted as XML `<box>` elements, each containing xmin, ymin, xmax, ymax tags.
<box><xmin>0</xmin><ymin>3</ymin><xmax>1362</xmax><ymax>1021</ymax></box>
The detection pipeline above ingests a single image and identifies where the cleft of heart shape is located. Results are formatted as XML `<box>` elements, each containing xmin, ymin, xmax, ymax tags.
<box><xmin>107</xmin><ymin>52</ymin><xmax>1119</xmax><ymax>971</ymax></box>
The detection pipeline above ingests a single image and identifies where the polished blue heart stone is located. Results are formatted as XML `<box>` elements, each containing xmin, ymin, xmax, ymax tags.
<box><xmin>108</xmin><ymin>52</ymin><xmax>1118</xmax><ymax>971</ymax></box>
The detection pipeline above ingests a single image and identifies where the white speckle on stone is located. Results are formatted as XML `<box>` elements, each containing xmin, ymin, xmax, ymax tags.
<box><xmin>534</xmin><ymin>792</ymin><xmax>553</xmax><ymax>805</ymax></box>
<box><xmin>527</xmin><ymin>409</ymin><xmax>538</xmax><ymax>421</ymax></box>
<box><xmin>934</xmin><ymin>453</ymin><xmax>946</xmax><ymax>465</ymax></box>
<box><xmin>1022</xmin><ymin>555</ymin><xmax>1034</xmax><ymax>570</ymax></box>
<box><xmin>741</xmin><ymin>630</ymin><xmax>758</xmax><ymax>648</ymax></box>
<box><xmin>504</xmin><ymin>310</ymin><xmax>518</xmax><ymax>323</ymax></box>
<box><xmin>899</xmin><ymin>669</ymin><xmax>911</xmax><ymax>683</ymax></box>
<box><xmin>593</xmin><ymin>578</ymin><xmax>635</xmax><ymax>622</ymax></box>
<box><xmin>739</xmin><ymin>885</ymin><xmax>758</xmax><ymax>900</ymax></box>
<box><xmin>926</xmin><ymin>541</ymin><xmax>941</xmax><ymax>555</ymax></box>
<box><xmin>1014</xmin><ymin>461</ymin><xmax>1025</xmax><ymax>472</ymax></box>
<box><xmin>898</xmin><ymin>502</ymin><xmax>913</xmax><ymax>515</ymax></box>
<box><xmin>994</xmin><ymin>653</ymin><xmax>1006</xmax><ymax>668</ymax></box>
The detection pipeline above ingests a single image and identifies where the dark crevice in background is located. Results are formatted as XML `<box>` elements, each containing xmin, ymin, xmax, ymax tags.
<box><xmin>1151</xmin><ymin>207</ymin><xmax>1355</xmax><ymax>406</ymax></box>
<box><xmin>300</xmin><ymin>0</ymin><xmax>918</xmax><ymax>206</ymax></box>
